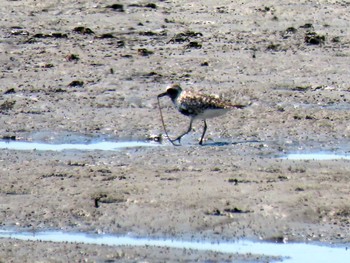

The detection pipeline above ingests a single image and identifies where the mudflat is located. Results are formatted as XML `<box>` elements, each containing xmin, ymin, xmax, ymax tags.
<box><xmin>0</xmin><ymin>0</ymin><xmax>349</xmax><ymax>262</ymax></box>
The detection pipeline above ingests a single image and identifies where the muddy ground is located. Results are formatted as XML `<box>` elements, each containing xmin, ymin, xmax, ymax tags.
<box><xmin>1</xmin><ymin>0</ymin><xmax>350</xmax><ymax>262</ymax></box>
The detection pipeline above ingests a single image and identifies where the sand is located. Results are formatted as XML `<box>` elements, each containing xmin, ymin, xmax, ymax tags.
<box><xmin>0</xmin><ymin>0</ymin><xmax>350</xmax><ymax>262</ymax></box>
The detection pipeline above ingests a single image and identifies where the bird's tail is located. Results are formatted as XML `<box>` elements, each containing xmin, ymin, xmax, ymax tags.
<box><xmin>230</xmin><ymin>104</ymin><xmax>248</xmax><ymax>109</ymax></box>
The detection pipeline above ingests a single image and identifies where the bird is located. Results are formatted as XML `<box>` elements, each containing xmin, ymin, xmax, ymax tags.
<box><xmin>157</xmin><ymin>83</ymin><xmax>245</xmax><ymax>145</ymax></box>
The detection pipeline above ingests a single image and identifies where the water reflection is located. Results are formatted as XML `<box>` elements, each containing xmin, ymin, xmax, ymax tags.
<box><xmin>0</xmin><ymin>141</ymin><xmax>158</xmax><ymax>151</ymax></box>
<box><xmin>282</xmin><ymin>153</ymin><xmax>350</xmax><ymax>160</ymax></box>
<box><xmin>0</xmin><ymin>230</ymin><xmax>348</xmax><ymax>263</ymax></box>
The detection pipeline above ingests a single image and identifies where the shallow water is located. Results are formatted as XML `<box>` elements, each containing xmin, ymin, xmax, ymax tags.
<box><xmin>0</xmin><ymin>230</ymin><xmax>349</xmax><ymax>263</ymax></box>
<box><xmin>0</xmin><ymin>140</ymin><xmax>158</xmax><ymax>151</ymax></box>
<box><xmin>282</xmin><ymin>153</ymin><xmax>350</xmax><ymax>160</ymax></box>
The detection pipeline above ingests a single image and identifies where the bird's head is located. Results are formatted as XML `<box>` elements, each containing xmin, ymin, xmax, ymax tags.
<box><xmin>157</xmin><ymin>84</ymin><xmax>183</xmax><ymax>101</ymax></box>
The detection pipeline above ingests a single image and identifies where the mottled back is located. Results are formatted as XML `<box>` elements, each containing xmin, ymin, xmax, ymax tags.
<box><xmin>175</xmin><ymin>90</ymin><xmax>238</xmax><ymax>118</ymax></box>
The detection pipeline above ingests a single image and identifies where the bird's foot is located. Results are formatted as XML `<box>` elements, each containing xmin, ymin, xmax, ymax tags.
<box><xmin>170</xmin><ymin>138</ymin><xmax>182</xmax><ymax>146</ymax></box>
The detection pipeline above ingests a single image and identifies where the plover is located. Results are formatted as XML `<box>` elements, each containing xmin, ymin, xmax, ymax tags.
<box><xmin>157</xmin><ymin>83</ymin><xmax>245</xmax><ymax>145</ymax></box>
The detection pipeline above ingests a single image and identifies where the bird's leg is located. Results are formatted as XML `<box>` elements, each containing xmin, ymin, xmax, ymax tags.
<box><xmin>172</xmin><ymin>119</ymin><xmax>193</xmax><ymax>144</ymax></box>
<box><xmin>199</xmin><ymin>120</ymin><xmax>207</xmax><ymax>145</ymax></box>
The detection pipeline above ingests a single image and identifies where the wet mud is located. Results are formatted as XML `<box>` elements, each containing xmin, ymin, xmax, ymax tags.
<box><xmin>1</xmin><ymin>0</ymin><xmax>350</xmax><ymax>262</ymax></box>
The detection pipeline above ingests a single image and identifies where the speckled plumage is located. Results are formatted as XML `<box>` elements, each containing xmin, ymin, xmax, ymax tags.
<box><xmin>175</xmin><ymin>89</ymin><xmax>234</xmax><ymax>119</ymax></box>
<box><xmin>158</xmin><ymin>84</ymin><xmax>245</xmax><ymax>145</ymax></box>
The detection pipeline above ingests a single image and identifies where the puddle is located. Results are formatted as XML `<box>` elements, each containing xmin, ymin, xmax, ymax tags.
<box><xmin>0</xmin><ymin>230</ymin><xmax>349</xmax><ymax>262</ymax></box>
<box><xmin>279</xmin><ymin>102</ymin><xmax>350</xmax><ymax>111</ymax></box>
<box><xmin>282</xmin><ymin>153</ymin><xmax>350</xmax><ymax>160</ymax></box>
<box><xmin>0</xmin><ymin>140</ymin><xmax>158</xmax><ymax>151</ymax></box>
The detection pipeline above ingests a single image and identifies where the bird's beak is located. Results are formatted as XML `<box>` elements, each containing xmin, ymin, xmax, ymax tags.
<box><xmin>157</xmin><ymin>92</ymin><xmax>167</xmax><ymax>98</ymax></box>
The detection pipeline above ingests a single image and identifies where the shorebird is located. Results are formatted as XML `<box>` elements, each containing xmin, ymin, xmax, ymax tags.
<box><xmin>157</xmin><ymin>84</ymin><xmax>245</xmax><ymax>145</ymax></box>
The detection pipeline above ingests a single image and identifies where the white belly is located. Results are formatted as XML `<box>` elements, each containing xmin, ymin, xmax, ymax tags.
<box><xmin>194</xmin><ymin>108</ymin><xmax>230</xmax><ymax>120</ymax></box>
